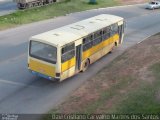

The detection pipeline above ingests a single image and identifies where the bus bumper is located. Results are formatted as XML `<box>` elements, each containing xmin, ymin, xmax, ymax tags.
<box><xmin>30</xmin><ymin>70</ymin><xmax>60</xmax><ymax>81</ymax></box>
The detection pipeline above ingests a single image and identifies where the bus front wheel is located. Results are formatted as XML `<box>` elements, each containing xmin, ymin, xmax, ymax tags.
<box><xmin>82</xmin><ymin>59</ymin><xmax>90</xmax><ymax>72</ymax></box>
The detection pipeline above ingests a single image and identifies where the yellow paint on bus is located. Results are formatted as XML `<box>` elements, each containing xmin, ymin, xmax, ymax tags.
<box><xmin>29</xmin><ymin>59</ymin><xmax>55</xmax><ymax>77</ymax></box>
<box><xmin>61</xmin><ymin>57</ymin><xmax>76</xmax><ymax>72</ymax></box>
<box><xmin>82</xmin><ymin>34</ymin><xmax>119</xmax><ymax>60</ymax></box>
<box><xmin>28</xmin><ymin>14</ymin><xmax>124</xmax><ymax>81</ymax></box>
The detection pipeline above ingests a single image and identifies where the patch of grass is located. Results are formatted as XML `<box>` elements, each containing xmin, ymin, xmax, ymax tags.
<box><xmin>47</xmin><ymin>64</ymin><xmax>160</xmax><ymax>115</ymax></box>
<box><xmin>0</xmin><ymin>0</ymin><xmax>118</xmax><ymax>30</ymax></box>
<box><xmin>43</xmin><ymin>33</ymin><xmax>160</xmax><ymax>119</ymax></box>
<box><xmin>80</xmin><ymin>76</ymin><xmax>135</xmax><ymax>114</ymax></box>
<box><xmin>111</xmin><ymin>62</ymin><xmax>160</xmax><ymax>114</ymax></box>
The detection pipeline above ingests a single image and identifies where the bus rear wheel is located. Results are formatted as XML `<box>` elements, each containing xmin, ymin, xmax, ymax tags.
<box><xmin>109</xmin><ymin>42</ymin><xmax>118</xmax><ymax>53</ymax></box>
<box><xmin>82</xmin><ymin>59</ymin><xmax>89</xmax><ymax>72</ymax></box>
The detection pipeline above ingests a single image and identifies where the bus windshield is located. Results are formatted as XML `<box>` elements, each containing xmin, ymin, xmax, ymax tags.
<box><xmin>30</xmin><ymin>41</ymin><xmax>57</xmax><ymax>64</ymax></box>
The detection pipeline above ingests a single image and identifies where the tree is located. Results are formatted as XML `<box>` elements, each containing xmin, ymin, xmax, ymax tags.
<box><xmin>89</xmin><ymin>0</ymin><xmax>97</xmax><ymax>4</ymax></box>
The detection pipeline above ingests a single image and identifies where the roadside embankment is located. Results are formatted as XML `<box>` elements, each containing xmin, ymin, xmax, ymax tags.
<box><xmin>43</xmin><ymin>33</ymin><xmax>160</xmax><ymax>119</ymax></box>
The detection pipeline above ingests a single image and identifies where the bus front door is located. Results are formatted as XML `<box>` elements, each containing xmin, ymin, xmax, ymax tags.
<box><xmin>118</xmin><ymin>24</ymin><xmax>124</xmax><ymax>44</ymax></box>
<box><xmin>75</xmin><ymin>44</ymin><xmax>82</xmax><ymax>72</ymax></box>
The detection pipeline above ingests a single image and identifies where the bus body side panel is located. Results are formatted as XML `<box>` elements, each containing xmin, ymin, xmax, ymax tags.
<box><xmin>113</xmin><ymin>34</ymin><xmax>120</xmax><ymax>45</ymax></box>
<box><xmin>61</xmin><ymin>57</ymin><xmax>76</xmax><ymax>72</ymax></box>
<box><xmin>82</xmin><ymin>41</ymin><xmax>103</xmax><ymax>64</ymax></box>
<box><xmin>60</xmin><ymin>39</ymin><xmax>82</xmax><ymax>81</ymax></box>
<box><xmin>102</xmin><ymin>43</ymin><xmax>114</xmax><ymax>56</ymax></box>
<box><xmin>61</xmin><ymin>57</ymin><xmax>76</xmax><ymax>81</ymax></box>
<box><xmin>61</xmin><ymin>66</ymin><xmax>75</xmax><ymax>81</ymax></box>
<box><xmin>29</xmin><ymin>58</ymin><xmax>56</xmax><ymax>78</ymax></box>
<box><xmin>82</xmin><ymin>34</ymin><xmax>120</xmax><ymax>64</ymax></box>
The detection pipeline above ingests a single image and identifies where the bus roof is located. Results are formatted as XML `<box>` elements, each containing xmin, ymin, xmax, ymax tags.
<box><xmin>30</xmin><ymin>14</ymin><xmax>124</xmax><ymax>47</ymax></box>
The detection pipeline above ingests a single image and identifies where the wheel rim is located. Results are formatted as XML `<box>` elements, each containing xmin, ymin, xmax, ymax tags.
<box><xmin>83</xmin><ymin>60</ymin><xmax>89</xmax><ymax>71</ymax></box>
<box><xmin>84</xmin><ymin>61</ymin><xmax>88</xmax><ymax>68</ymax></box>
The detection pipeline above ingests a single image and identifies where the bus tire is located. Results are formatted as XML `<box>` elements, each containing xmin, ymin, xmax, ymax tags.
<box><xmin>82</xmin><ymin>59</ymin><xmax>90</xmax><ymax>72</ymax></box>
<box><xmin>115</xmin><ymin>42</ymin><xmax>118</xmax><ymax>46</ymax></box>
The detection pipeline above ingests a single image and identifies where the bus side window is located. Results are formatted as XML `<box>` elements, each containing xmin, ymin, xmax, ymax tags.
<box><xmin>83</xmin><ymin>42</ymin><xmax>92</xmax><ymax>51</ymax></box>
<box><xmin>103</xmin><ymin>27</ymin><xmax>110</xmax><ymax>40</ymax></box>
<box><xmin>94</xmin><ymin>30</ymin><xmax>102</xmax><ymax>38</ymax></box>
<box><xmin>62</xmin><ymin>43</ymin><xmax>74</xmax><ymax>54</ymax></box>
<box><xmin>83</xmin><ymin>35</ymin><xmax>93</xmax><ymax>51</ymax></box>
<box><xmin>83</xmin><ymin>34</ymin><xmax>93</xmax><ymax>44</ymax></box>
<box><xmin>110</xmin><ymin>25</ymin><xmax>114</xmax><ymax>36</ymax></box>
<box><xmin>111</xmin><ymin>23</ymin><xmax>118</xmax><ymax>36</ymax></box>
<box><xmin>114</xmin><ymin>23</ymin><xmax>118</xmax><ymax>33</ymax></box>
<box><xmin>61</xmin><ymin>50</ymin><xmax>75</xmax><ymax>63</ymax></box>
<box><xmin>83</xmin><ymin>37</ymin><xmax>89</xmax><ymax>44</ymax></box>
<box><xmin>88</xmin><ymin>34</ymin><xmax>93</xmax><ymax>41</ymax></box>
<box><xmin>93</xmin><ymin>30</ymin><xmax>102</xmax><ymax>46</ymax></box>
<box><xmin>61</xmin><ymin>43</ymin><xmax>75</xmax><ymax>63</ymax></box>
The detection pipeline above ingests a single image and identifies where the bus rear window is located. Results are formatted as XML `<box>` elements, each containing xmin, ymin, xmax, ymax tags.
<box><xmin>29</xmin><ymin>41</ymin><xmax>57</xmax><ymax>64</ymax></box>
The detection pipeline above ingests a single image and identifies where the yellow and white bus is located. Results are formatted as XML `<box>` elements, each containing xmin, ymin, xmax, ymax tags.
<box><xmin>28</xmin><ymin>14</ymin><xmax>124</xmax><ymax>81</ymax></box>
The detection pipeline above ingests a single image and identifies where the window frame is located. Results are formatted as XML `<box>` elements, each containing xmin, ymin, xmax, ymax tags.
<box><xmin>62</xmin><ymin>43</ymin><xmax>75</xmax><ymax>55</ymax></box>
<box><xmin>83</xmin><ymin>34</ymin><xmax>94</xmax><ymax>52</ymax></box>
<box><xmin>29</xmin><ymin>41</ymin><xmax>57</xmax><ymax>64</ymax></box>
<box><xmin>111</xmin><ymin>23</ymin><xmax>118</xmax><ymax>36</ymax></box>
<box><xmin>83</xmin><ymin>41</ymin><xmax>92</xmax><ymax>51</ymax></box>
<box><xmin>102</xmin><ymin>26</ymin><xmax>111</xmax><ymax>41</ymax></box>
<box><xmin>61</xmin><ymin>42</ymin><xmax>75</xmax><ymax>63</ymax></box>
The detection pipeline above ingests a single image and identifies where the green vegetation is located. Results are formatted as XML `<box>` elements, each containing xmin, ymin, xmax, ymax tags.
<box><xmin>42</xmin><ymin>32</ymin><xmax>160</xmax><ymax>119</ymax></box>
<box><xmin>81</xmin><ymin>63</ymin><xmax>160</xmax><ymax>114</ymax></box>
<box><xmin>112</xmin><ymin>63</ymin><xmax>160</xmax><ymax>114</ymax></box>
<box><xmin>43</xmin><ymin>61</ymin><xmax>160</xmax><ymax>120</ymax></box>
<box><xmin>89</xmin><ymin>0</ymin><xmax>97</xmax><ymax>4</ymax></box>
<box><xmin>79</xmin><ymin>76</ymin><xmax>135</xmax><ymax>114</ymax></box>
<box><xmin>0</xmin><ymin>0</ymin><xmax>118</xmax><ymax>30</ymax></box>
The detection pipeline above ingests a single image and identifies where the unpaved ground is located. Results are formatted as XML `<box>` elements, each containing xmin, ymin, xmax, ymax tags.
<box><xmin>53</xmin><ymin>33</ymin><xmax>160</xmax><ymax>114</ymax></box>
